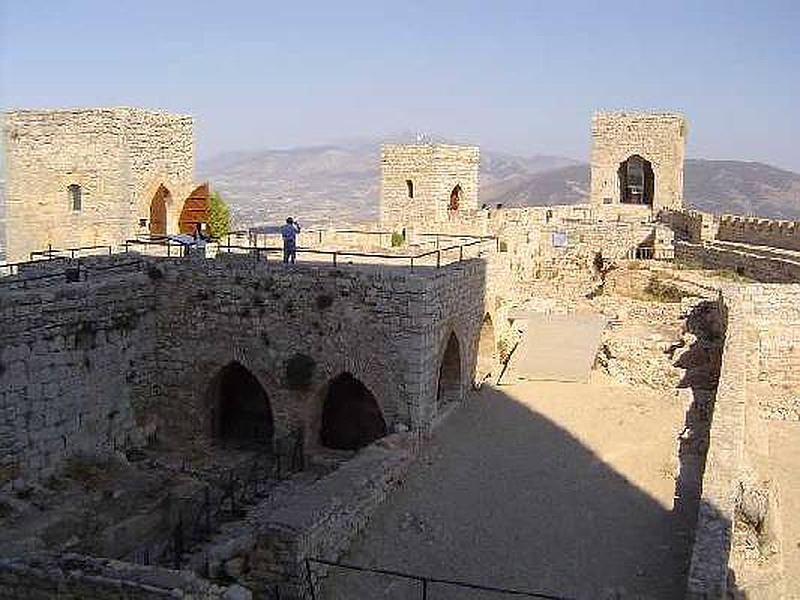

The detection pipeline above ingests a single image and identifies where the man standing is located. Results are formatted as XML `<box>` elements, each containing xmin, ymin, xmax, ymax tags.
<box><xmin>280</xmin><ymin>217</ymin><xmax>301</xmax><ymax>264</ymax></box>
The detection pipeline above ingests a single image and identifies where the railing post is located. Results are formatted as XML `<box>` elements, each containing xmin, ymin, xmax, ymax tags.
<box><xmin>459</xmin><ymin>246</ymin><xmax>463</xmax><ymax>262</ymax></box>
<box><xmin>333</xmin><ymin>252</ymin><xmax>337</xmax><ymax>267</ymax></box>
<box><xmin>421</xmin><ymin>578</ymin><xmax>428</xmax><ymax>600</ymax></box>
<box><xmin>436</xmin><ymin>250</ymin><xmax>441</xmax><ymax>268</ymax></box>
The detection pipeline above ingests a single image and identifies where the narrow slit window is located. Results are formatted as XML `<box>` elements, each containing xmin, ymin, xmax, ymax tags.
<box><xmin>406</xmin><ymin>179</ymin><xmax>414</xmax><ymax>199</ymax></box>
<box><xmin>68</xmin><ymin>184</ymin><xmax>82</xmax><ymax>211</ymax></box>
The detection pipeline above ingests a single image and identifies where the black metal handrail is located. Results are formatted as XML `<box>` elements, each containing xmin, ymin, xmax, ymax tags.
<box><xmin>305</xmin><ymin>557</ymin><xmax>573</xmax><ymax>600</ymax></box>
<box><xmin>29</xmin><ymin>244</ymin><xmax>113</xmax><ymax>260</ymax></box>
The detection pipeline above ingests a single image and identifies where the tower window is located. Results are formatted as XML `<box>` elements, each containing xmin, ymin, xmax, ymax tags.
<box><xmin>406</xmin><ymin>180</ymin><xmax>414</xmax><ymax>199</ymax></box>
<box><xmin>68</xmin><ymin>184</ymin><xmax>82</xmax><ymax>211</ymax></box>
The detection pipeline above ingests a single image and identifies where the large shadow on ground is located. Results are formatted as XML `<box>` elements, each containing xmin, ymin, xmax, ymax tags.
<box><xmin>320</xmin><ymin>381</ymin><xmax>740</xmax><ymax>600</ymax></box>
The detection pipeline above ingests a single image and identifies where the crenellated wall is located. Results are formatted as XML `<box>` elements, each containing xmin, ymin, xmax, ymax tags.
<box><xmin>717</xmin><ymin>214</ymin><xmax>800</xmax><ymax>252</ymax></box>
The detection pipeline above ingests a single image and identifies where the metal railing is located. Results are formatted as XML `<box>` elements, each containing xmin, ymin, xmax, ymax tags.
<box><xmin>29</xmin><ymin>243</ymin><xmax>113</xmax><ymax>260</ymax></box>
<box><xmin>305</xmin><ymin>557</ymin><xmax>573</xmax><ymax>600</ymax></box>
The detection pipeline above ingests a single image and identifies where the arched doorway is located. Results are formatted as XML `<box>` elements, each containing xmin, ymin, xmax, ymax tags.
<box><xmin>207</xmin><ymin>362</ymin><xmax>274</xmax><ymax>446</ymax></box>
<box><xmin>320</xmin><ymin>372</ymin><xmax>387</xmax><ymax>450</ymax></box>
<box><xmin>438</xmin><ymin>332</ymin><xmax>462</xmax><ymax>407</ymax></box>
<box><xmin>449</xmin><ymin>184</ymin><xmax>462</xmax><ymax>211</ymax></box>
<box><xmin>179</xmin><ymin>183</ymin><xmax>209</xmax><ymax>235</ymax></box>
<box><xmin>618</xmin><ymin>155</ymin><xmax>654</xmax><ymax>205</ymax></box>
<box><xmin>476</xmin><ymin>314</ymin><xmax>497</xmax><ymax>382</ymax></box>
<box><xmin>149</xmin><ymin>185</ymin><xmax>171</xmax><ymax>236</ymax></box>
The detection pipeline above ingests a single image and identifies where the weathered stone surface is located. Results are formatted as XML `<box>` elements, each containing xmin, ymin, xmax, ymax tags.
<box><xmin>3</xmin><ymin>108</ymin><xmax>195</xmax><ymax>264</ymax></box>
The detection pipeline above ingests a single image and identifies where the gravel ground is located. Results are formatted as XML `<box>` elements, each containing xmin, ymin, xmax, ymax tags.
<box><xmin>321</xmin><ymin>375</ymin><xmax>691</xmax><ymax>600</ymax></box>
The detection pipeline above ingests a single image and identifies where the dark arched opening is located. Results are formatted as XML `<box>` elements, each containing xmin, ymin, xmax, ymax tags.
<box><xmin>438</xmin><ymin>332</ymin><xmax>462</xmax><ymax>407</ymax></box>
<box><xmin>149</xmin><ymin>184</ymin><xmax>170</xmax><ymax>236</ymax></box>
<box><xmin>207</xmin><ymin>362</ymin><xmax>274</xmax><ymax>446</ymax></box>
<box><xmin>618</xmin><ymin>155</ymin><xmax>654</xmax><ymax>205</ymax></box>
<box><xmin>449</xmin><ymin>184</ymin><xmax>462</xmax><ymax>211</ymax></box>
<box><xmin>320</xmin><ymin>372</ymin><xmax>387</xmax><ymax>450</ymax></box>
<box><xmin>476</xmin><ymin>314</ymin><xmax>497</xmax><ymax>382</ymax></box>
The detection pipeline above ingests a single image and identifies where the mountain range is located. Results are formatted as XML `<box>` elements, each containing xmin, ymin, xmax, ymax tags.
<box><xmin>197</xmin><ymin>142</ymin><xmax>800</xmax><ymax>228</ymax></box>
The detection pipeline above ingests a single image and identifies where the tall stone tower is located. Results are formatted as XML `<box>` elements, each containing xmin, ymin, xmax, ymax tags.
<box><xmin>380</xmin><ymin>143</ymin><xmax>479</xmax><ymax>230</ymax></box>
<box><xmin>3</xmin><ymin>107</ymin><xmax>199</xmax><ymax>263</ymax></box>
<box><xmin>590</xmin><ymin>112</ymin><xmax>686</xmax><ymax>213</ymax></box>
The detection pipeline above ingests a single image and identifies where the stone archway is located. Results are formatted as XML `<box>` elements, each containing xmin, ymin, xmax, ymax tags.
<box><xmin>438</xmin><ymin>332</ymin><xmax>462</xmax><ymax>407</ymax></box>
<box><xmin>476</xmin><ymin>314</ymin><xmax>497</xmax><ymax>382</ymax></box>
<box><xmin>449</xmin><ymin>184</ymin><xmax>462</xmax><ymax>211</ymax></box>
<box><xmin>618</xmin><ymin>155</ymin><xmax>654</xmax><ymax>205</ymax></box>
<box><xmin>206</xmin><ymin>361</ymin><xmax>274</xmax><ymax>447</ymax></box>
<box><xmin>149</xmin><ymin>184</ymin><xmax>171</xmax><ymax>236</ymax></box>
<box><xmin>178</xmin><ymin>183</ymin><xmax>209</xmax><ymax>235</ymax></box>
<box><xmin>320</xmin><ymin>372</ymin><xmax>387</xmax><ymax>450</ymax></box>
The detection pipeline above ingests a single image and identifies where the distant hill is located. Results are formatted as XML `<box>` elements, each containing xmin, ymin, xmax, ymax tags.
<box><xmin>482</xmin><ymin>159</ymin><xmax>800</xmax><ymax>220</ymax></box>
<box><xmin>197</xmin><ymin>141</ymin><xmax>579</xmax><ymax>228</ymax></box>
<box><xmin>199</xmin><ymin>142</ymin><xmax>800</xmax><ymax>226</ymax></box>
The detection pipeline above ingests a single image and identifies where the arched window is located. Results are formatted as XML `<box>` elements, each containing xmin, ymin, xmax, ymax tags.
<box><xmin>618</xmin><ymin>155</ymin><xmax>654</xmax><ymax>205</ymax></box>
<box><xmin>68</xmin><ymin>184</ymin><xmax>82</xmax><ymax>211</ymax></box>
<box><xmin>406</xmin><ymin>179</ymin><xmax>414</xmax><ymax>199</ymax></box>
<box><xmin>449</xmin><ymin>185</ymin><xmax>462</xmax><ymax>211</ymax></box>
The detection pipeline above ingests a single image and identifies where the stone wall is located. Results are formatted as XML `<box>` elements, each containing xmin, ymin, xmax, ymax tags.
<box><xmin>1</xmin><ymin>250</ymin><xmax>491</xmax><ymax>482</ymax></box>
<box><xmin>380</xmin><ymin>144</ymin><xmax>479</xmax><ymax>230</ymax></box>
<box><xmin>675</xmin><ymin>240</ymin><xmax>800</xmax><ymax>282</ymax></box>
<box><xmin>252</xmin><ymin>434</ymin><xmax>417</xmax><ymax>598</ymax></box>
<box><xmin>687</xmin><ymin>284</ymin><xmax>800</xmax><ymax>598</ymax></box>
<box><xmin>2</xmin><ymin>108</ymin><xmax>194</xmax><ymax>264</ymax></box>
<box><xmin>0</xmin><ymin>257</ymin><xmax>155</xmax><ymax>483</ymax></box>
<box><xmin>590</xmin><ymin>112</ymin><xmax>686</xmax><ymax>212</ymax></box>
<box><xmin>717</xmin><ymin>215</ymin><xmax>800</xmax><ymax>252</ymax></box>
<box><xmin>659</xmin><ymin>209</ymin><xmax>718</xmax><ymax>243</ymax></box>
<box><xmin>0</xmin><ymin>553</ymin><xmax>249</xmax><ymax>599</ymax></box>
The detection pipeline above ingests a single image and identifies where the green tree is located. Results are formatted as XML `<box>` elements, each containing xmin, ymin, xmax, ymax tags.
<box><xmin>207</xmin><ymin>191</ymin><xmax>230</xmax><ymax>239</ymax></box>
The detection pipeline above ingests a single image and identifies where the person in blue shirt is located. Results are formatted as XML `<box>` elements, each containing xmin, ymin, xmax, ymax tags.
<box><xmin>280</xmin><ymin>217</ymin><xmax>301</xmax><ymax>263</ymax></box>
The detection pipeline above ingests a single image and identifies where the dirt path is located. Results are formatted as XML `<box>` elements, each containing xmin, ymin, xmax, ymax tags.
<box><xmin>322</xmin><ymin>375</ymin><xmax>690</xmax><ymax>599</ymax></box>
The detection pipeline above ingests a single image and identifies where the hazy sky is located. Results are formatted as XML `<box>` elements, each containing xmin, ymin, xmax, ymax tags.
<box><xmin>1</xmin><ymin>0</ymin><xmax>799</xmax><ymax>170</ymax></box>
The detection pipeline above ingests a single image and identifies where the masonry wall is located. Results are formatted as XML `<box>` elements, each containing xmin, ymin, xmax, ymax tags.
<box><xmin>0</xmin><ymin>554</ymin><xmax>247</xmax><ymax>600</ymax></box>
<box><xmin>590</xmin><ymin>112</ymin><xmax>686</xmax><ymax>212</ymax></box>
<box><xmin>675</xmin><ymin>240</ymin><xmax>800</xmax><ymax>282</ymax></box>
<box><xmin>716</xmin><ymin>215</ymin><xmax>800</xmax><ymax>252</ymax></box>
<box><xmin>0</xmin><ymin>258</ymin><xmax>155</xmax><ymax>483</ymax></box>
<box><xmin>1</xmin><ymin>251</ymin><xmax>490</xmax><ymax>482</ymax></box>
<box><xmin>687</xmin><ymin>284</ymin><xmax>800</xmax><ymax>598</ymax></box>
<box><xmin>2</xmin><ymin>108</ymin><xmax>194</xmax><ymax>264</ymax></box>
<box><xmin>380</xmin><ymin>144</ymin><xmax>479</xmax><ymax>230</ymax></box>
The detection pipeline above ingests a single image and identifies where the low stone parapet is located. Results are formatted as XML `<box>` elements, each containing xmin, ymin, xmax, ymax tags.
<box><xmin>0</xmin><ymin>553</ymin><xmax>251</xmax><ymax>599</ymax></box>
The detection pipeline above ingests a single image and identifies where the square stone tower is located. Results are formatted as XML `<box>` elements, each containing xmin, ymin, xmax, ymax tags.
<box><xmin>3</xmin><ymin>107</ymin><xmax>196</xmax><ymax>263</ymax></box>
<box><xmin>380</xmin><ymin>143</ymin><xmax>479</xmax><ymax>230</ymax></box>
<box><xmin>590</xmin><ymin>112</ymin><xmax>686</xmax><ymax>213</ymax></box>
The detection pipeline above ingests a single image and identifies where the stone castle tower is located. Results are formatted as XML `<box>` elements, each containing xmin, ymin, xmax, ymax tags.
<box><xmin>380</xmin><ymin>143</ymin><xmax>479</xmax><ymax>230</ymax></box>
<box><xmin>2</xmin><ymin>107</ymin><xmax>203</xmax><ymax>263</ymax></box>
<box><xmin>590</xmin><ymin>112</ymin><xmax>686</xmax><ymax>213</ymax></box>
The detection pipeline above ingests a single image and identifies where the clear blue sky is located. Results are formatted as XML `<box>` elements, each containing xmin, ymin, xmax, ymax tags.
<box><xmin>1</xmin><ymin>0</ymin><xmax>799</xmax><ymax>171</ymax></box>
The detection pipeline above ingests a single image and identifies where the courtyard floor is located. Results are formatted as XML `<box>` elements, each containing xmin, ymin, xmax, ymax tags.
<box><xmin>321</xmin><ymin>374</ymin><xmax>691</xmax><ymax>599</ymax></box>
